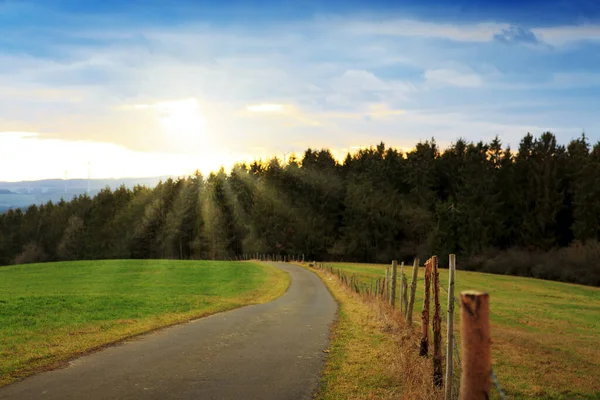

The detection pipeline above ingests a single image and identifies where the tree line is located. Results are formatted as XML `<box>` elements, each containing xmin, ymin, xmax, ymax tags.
<box><xmin>1</xmin><ymin>131</ymin><xmax>599</xmax><ymax>286</ymax></box>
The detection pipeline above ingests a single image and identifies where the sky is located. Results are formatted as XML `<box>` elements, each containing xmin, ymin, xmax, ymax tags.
<box><xmin>1</xmin><ymin>0</ymin><xmax>600</xmax><ymax>181</ymax></box>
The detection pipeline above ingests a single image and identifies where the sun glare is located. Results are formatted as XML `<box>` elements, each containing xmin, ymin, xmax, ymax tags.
<box><xmin>156</xmin><ymin>98</ymin><xmax>206</xmax><ymax>140</ymax></box>
<box><xmin>247</xmin><ymin>104</ymin><xmax>285</xmax><ymax>112</ymax></box>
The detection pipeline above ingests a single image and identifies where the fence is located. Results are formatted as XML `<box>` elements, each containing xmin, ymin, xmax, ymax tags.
<box><xmin>275</xmin><ymin>254</ymin><xmax>508</xmax><ymax>400</ymax></box>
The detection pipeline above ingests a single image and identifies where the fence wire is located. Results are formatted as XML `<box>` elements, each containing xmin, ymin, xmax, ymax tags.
<box><xmin>325</xmin><ymin>262</ymin><xmax>508</xmax><ymax>400</ymax></box>
<box><xmin>491</xmin><ymin>368</ymin><xmax>508</xmax><ymax>400</ymax></box>
<box><xmin>438</xmin><ymin>281</ymin><xmax>508</xmax><ymax>400</ymax></box>
<box><xmin>451</xmin><ymin>336</ymin><xmax>462</xmax><ymax>399</ymax></box>
<box><xmin>440</xmin><ymin>282</ymin><xmax>461</xmax><ymax>306</ymax></box>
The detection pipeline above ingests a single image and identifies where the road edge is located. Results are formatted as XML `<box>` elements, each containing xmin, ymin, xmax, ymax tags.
<box><xmin>0</xmin><ymin>261</ymin><xmax>291</xmax><ymax>389</ymax></box>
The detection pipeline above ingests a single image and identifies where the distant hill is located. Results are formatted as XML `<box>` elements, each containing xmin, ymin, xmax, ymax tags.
<box><xmin>0</xmin><ymin>176</ymin><xmax>173</xmax><ymax>212</ymax></box>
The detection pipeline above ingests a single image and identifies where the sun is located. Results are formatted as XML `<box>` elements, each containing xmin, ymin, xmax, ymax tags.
<box><xmin>155</xmin><ymin>98</ymin><xmax>207</xmax><ymax>141</ymax></box>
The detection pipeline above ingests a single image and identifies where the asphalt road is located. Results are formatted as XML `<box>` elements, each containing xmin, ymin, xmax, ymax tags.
<box><xmin>0</xmin><ymin>263</ymin><xmax>337</xmax><ymax>400</ymax></box>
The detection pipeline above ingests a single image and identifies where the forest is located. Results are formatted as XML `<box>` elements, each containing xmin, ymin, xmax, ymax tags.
<box><xmin>1</xmin><ymin>131</ymin><xmax>599</xmax><ymax>286</ymax></box>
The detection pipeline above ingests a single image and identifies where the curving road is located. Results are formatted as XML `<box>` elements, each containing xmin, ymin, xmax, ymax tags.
<box><xmin>0</xmin><ymin>263</ymin><xmax>337</xmax><ymax>400</ymax></box>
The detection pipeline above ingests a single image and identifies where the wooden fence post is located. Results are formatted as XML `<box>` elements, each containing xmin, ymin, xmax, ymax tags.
<box><xmin>459</xmin><ymin>291</ymin><xmax>491</xmax><ymax>400</ymax></box>
<box><xmin>385</xmin><ymin>267</ymin><xmax>390</xmax><ymax>300</ymax></box>
<box><xmin>406</xmin><ymin>257</ymin><xmax>420</xmax><ymax>324</ymax></box>
<box><xmin>390</xmin><ymin>261</ymin><xmax>398</xmax><ymax>306</ymax></box>
<box><xmin>402</xmin><ymin>275</ymin><xmax>408</xmax><ymax>314</ymax></box>
<box><xmin>432</xmin><ymin>256</ymin><xmax>443</xmax><ymax>388</ymax></box>
<box><xmin>399</xmin><ymin>261</ymin><xmax>405</xmax><ymax>314</ymax></box>
<box><xmin>420</xmin><ymin>258</ymin><xmax>432</xmax><ymax>356</ymax></box>
<box><xmin>445</xmin><ymin>254</ymin><xmax>456</xmax><ymax>400</ymax></box>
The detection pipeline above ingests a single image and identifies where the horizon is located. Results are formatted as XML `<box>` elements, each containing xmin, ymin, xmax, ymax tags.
<box><xmin>2</xmin><ymin>0</ymin><xmax>600</xmax><ymax>181</ymax></box>
<box><xmin>0</xmin><ymin>144</ymin><xmax>409</xmax><ymax>182</ymax></box>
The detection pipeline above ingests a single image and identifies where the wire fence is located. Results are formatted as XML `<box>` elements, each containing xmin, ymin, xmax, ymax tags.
<box><xmin>252</xmin><ymin>255</ymin><xmax>509</xmax><ymax>399</ymax></box>
<box><xmin>437</xmin><ymin>279</ymin><xmax>507</xmax><ymax>400</ymax></box>
<box><xmin>452</xmin><ymin>336</ymin><xmax>462</xmax><ymax>400</ymax></box>
<box><xmin>491</xmin><ymin>368</ymin><xmax>508</xmax><ymax>400</ymax></box>
<box><xmin>434</xmin><ymin>283</ymin><xmax>461</xmax><ymax>400</ymax></box>
<box><xmin>440</xmin><ymin>283</ymin><xmax>461</xmax><ymax>306</ymax></box>
<box><xmin>301</xmin><ymin>256</ymin><xmax>509</xmax><ymax>400</ymax></box>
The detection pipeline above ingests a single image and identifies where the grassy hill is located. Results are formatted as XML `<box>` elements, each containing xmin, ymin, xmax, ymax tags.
<box><xmin>0</xmin><ymin>259</ymin><xmax>289</xmax><ymax>387</ymax></box>
<box><xmin>325</xmin><ymin>262</ymin><xmax>600</xmax><ymax>399</ymax></box>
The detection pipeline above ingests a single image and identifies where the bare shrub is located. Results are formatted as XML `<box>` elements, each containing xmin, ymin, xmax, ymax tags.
<box><xmin>464</xmin><ymin>242</ymin><xmax>600</xmax><ymax>286</ymax></box>
<box><xmin>14</xmin><ymin>242</ymin><xmax>47</xmax><ymax>265</ymax></box>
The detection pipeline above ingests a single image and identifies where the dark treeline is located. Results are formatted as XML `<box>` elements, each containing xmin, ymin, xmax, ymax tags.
<box><xmin>1</xmin><ymin>132</ymin><xmax>600</xmax><ymax>286</ymax></box>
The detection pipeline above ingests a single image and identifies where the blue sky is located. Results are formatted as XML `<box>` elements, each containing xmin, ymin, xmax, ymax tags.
<box><xmin>1</xmin><ymin>0</ymin><xmax>600</xmax><ymax>180</ymax></box>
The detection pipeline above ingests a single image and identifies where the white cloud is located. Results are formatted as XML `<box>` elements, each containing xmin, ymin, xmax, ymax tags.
<box><xmin>424</xmin><ymin>69</ymin><xmax>484</xmax><ymax>87</ymax></box>
<box><xmin>532</xmin><ymin>25</ymin><xmax>600</xmax><ymax>46</ymax></box>
<box><xmin>247</xmin><ymin>104</ymin><xmax>285</xmax><ymax>112</ymax></box>
<box><xmin>0</xmin><ymin>131</ymin><xmax>241</xmax><ymax>181</ymax></box>
<box><xmin>333</xmin><ymin>18</ymin><xmax>508</xmax><ymax>42</ymax></box>
<box><xmin>1</xmin><ymin>12</ymin><xmax>598</xmax><ymax>179</ymax></box>
<box><xmin>311</xmin><ymin>108</ymin><xmax>560</xmax><ymax>152</ymax></box>
<box><xmin>325</xmin><ymin>69</ymin><xmax>416</xmax><ymax>111</ymax></box>
<box><xmin>331</xmin><ymin>69</ymin><xmax>415</xmax><ymax>93</ymax></box>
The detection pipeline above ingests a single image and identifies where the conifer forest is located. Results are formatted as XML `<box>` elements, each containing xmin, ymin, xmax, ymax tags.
<box><xmin>2</xmin><ymin>132</ymin><xmax>599</xmax><ymax>286</ymax></box>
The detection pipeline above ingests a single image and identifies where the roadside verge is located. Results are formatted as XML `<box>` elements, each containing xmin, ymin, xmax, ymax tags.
<box><xmin>297</xmin><ymin>262</ymin><xmax>441</xmax><ymax>400</ymax></box>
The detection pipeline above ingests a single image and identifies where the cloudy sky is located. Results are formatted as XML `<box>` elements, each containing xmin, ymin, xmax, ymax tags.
<box><xmin>1</xmin><ymin>0</ymin><xmax>600</xmax><ymax>181</ymax></box>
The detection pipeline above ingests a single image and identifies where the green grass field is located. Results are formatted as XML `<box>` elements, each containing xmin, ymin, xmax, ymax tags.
<box><xmin>0</xmin><ymin>259</ymin><xmax>289</xmax><ymax>387</ymax></box>
<box><xmin>324</xmin><ymin>262</ymin><xmax>600</xmax><ymax>400</ymax></box>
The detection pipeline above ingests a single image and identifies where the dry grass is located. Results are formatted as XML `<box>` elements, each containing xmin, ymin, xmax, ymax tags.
<box><xmin>304</xmin><ymin>264</ymin><xmax>443</xmax><ymax>400</ymax></box>
<box><xmin>322</xmin><ymin>262</ymin><xmax>600</xmax><ymax>400</ymax></box>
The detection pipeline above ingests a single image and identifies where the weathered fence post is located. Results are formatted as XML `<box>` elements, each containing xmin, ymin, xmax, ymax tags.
<box><xmin>402</xmin><ymin>275</ymin><xmax>408</xmax><ymax>314</ymax></box>
<box><xmin>432</xmin><ymin>256</ymin><xmax>443</xmax><ymax>388</ymax></box>
<box><xmin>385</xmin><ymin>266</ymin><xmax>390</xmax><ymax>300</ymax></box>
<box><xmin>399</xmin><ymin>261</ymin><xmax>405</xmax><ymax>314</ymax></box>
<box><xmin>445</xmin><ymin>254</ymin><xmax>456</xmax><ymax>400</ymax></box>
<box><xmin>420</xmin><ymin>258</ymin><xmax>432</xmax><ymax>356</ymax></box>
<box><xmin>406</xmin><ymin>257</ymin><xmax>420</xmax><ymax>324</ymax></box>
<box><xmin>390</xmin><ymin>261</ymin><xmax>398</xmax><ymax>306</ymax></box>
<box><xmin>459</xmin><ymin>291</ymin><xmax>491</xmax><ymax>400</ymax></box>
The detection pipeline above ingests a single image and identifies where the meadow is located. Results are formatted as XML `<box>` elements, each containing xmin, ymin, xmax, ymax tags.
<box><xmin>0</xmin><ymin>259</ymin><xmax>289</xmax><ymax>387</ymax></box>
<box><xmin>324</xmin><ymin>262</ymin><xmax>600</xmax><ymax>399</ymax></box>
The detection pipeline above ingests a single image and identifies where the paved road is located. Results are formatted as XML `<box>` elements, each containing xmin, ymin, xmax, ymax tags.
<box><xmin>0</xmin><ymin>263</ymin><xmax>337</xmax><ymax>400</ymax></box>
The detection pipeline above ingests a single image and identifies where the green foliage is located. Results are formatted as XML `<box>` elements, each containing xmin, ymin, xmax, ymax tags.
<box><xmin>1</xmin><ymin>132</ymin><xmax>600</xmax><ymax>285</ymax></box>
